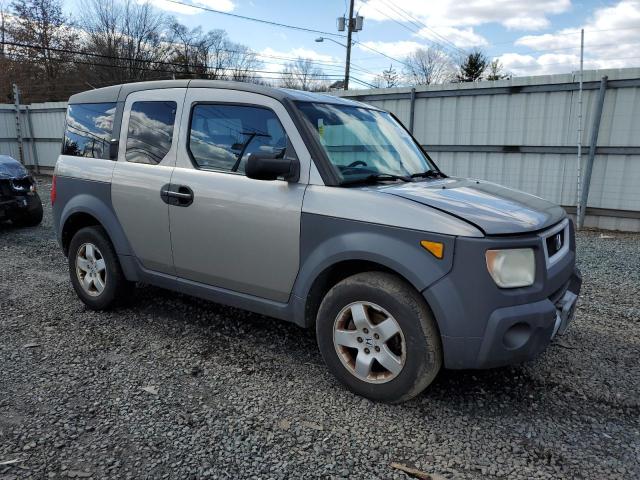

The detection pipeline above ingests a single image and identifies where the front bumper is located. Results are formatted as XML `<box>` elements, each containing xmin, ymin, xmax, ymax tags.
<box><xmin>424</xmin><ymin>219</ymin><xmax>582</xmax><ymax>369</ymax></box>
<box><xmin>474</xmin><ymin>268</ymin><xmax>581</xmax><ymax>368</ymax></box>
<box><xmin>0</xmin><ymin>176</ymin><xmax>37</xmax><ymax>218</ymax></box>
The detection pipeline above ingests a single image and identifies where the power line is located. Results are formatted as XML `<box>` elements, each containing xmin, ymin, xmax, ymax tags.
<box><xmin>2</xmin><ymin>40</ymin><xmax>373</xmax><ymax>77</ymax></box>
<box><xmin>352</xmin><ymin>37</ymin><xmax>411</xmax><ymax>68</ymax></box>
<box><xmin>162</xmin><ymin>0</ymin><xmax>345</xmax><ymax>38</ymax></box>
<box><xmin>2</xmin><ymin>39</ymin><xmax>376</xmax><ymax>77</ymax></box>
<box><xmin>163</xmin><ymin>0</ymin><xmax>410</xmax><ymax>70</ymax></box>
<box><xmin>4</xmin><ymin>50</ymin><xmax>349</xmax><ymax>80</ymax></box>
<box><xmin>5</xmin><ymin>49</ymin><xmax>380</xmax><ymax>91</ymax></box>
<box><xmin>361</xmin><ymin>0</ymin><xmax>421</xmax><ymax>36</ymax></box>
<box><xmin>375</xmin><ymin>0</ymin><xmax>465</xmax><ymax>55</ymax></box>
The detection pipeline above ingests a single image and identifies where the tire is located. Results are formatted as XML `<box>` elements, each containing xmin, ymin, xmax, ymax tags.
<box><xmin>316</xmin><ymin>272</ymin><xmax>442</xmax><ymax>403</ymax></box>
<box><xmin>68</xmin><ymin>226</ymin><xmax>132</xmax><ymax>310</ymax></box>
<box><xmin>10</xmin><ymin>193</ymin><xmax>43</xmax><ymax>227</ymax></box>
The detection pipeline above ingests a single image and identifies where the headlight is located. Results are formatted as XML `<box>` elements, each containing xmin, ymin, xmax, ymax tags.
<box><xmin>485</xmin><ymin>248</ymin><xmax>535</xmax><ymax>288</ymax></box>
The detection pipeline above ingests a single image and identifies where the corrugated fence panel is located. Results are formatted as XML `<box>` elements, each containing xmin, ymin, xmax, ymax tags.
<box><xmin>336</xmin><ymin>68</ymin><xmax>640</xmax><ymax>231</ymax></box>
<box><xmin>0</xmin><ymin>102</ymin><xmax>67</xmax><ymax>168</ymax></box>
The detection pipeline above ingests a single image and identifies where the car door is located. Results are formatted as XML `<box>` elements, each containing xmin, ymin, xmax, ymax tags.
<box><xmin>111</xmin><ymin>88</ymin><xmax>185</xmax><ymax>275</ymax></box>
<box><xmin>169</xmin><ymin>89</ymin><xmax>310</xmax><ymax>303</ymax></box>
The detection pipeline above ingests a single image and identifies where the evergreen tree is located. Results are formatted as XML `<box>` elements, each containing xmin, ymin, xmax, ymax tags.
<box><xmin>456</xmin><ymin>49</ymin><xmax>489</xmax><ymax>82</ymax></box>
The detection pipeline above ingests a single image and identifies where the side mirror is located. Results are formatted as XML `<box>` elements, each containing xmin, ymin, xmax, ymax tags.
<box><xmin>246</xmin><ymin>149</ymin><xmax>299</xmax><ymax>182</ymax></box>
<box><xmin>109</xmin><ymin>138</ymin><xmax>119</xmax><ymax>160</ymax></box>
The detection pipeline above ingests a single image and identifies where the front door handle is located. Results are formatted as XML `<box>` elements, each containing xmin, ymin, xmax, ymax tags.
<box><xmin>160</xmin><ymin>184</ymin><xmax>194</xmax><ymax>207</ymax></box>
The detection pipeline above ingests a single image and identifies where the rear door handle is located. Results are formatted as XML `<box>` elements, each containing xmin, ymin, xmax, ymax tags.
<box><xmin>160</xmin><ymin>184</ymin><xmax>194</xmax><ymax>207</ymax></box>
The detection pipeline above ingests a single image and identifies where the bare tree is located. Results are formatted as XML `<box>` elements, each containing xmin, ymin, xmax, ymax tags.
<box><xmin>486</xmin><ymin>59</ymin><xmax>509</xmax><ymax>81</ymax></box>
<box><xmin>280</xmin><ymin>58</ymin><xmax>328</xmax><ymax>91</ymax></box>
<box><xmin>7</xmin><ymin>0</ymin><xmax>78</xmax><ymax>88</ymax></box>
<box><xmin>203</xmin><ymin>29</ymin><xmax>231</xmax><ymax>79</ymax></box>
<box><xmin>80</xmin><ymin>0</ymin><xmax>171</xmax><ymax>83</ymax></box>
<box><xmin>164</xmin><ymin>26</ymin><xmax>262</xmax><ymax>82</ymax></box>
<box><xmin>403</xmin><ymin>46</ymin><xmax>453</xmax><ymax>85</ymax></box>
<box><xmin>168</xmin><ymin>21</ymin><xmax>206</xmax><ymax>77</ymax></box>
<box><xmin>373</xmin><ymin>64</ymin><xmax>400</xmax><ymax>88</ymax></box>
<box><xmin>226</xmin><ymin>43</ymin><xmax>262</xmax><ymax>82</ymax></box>
<box><xmin>3</xmin><ymin>0</ymin><xmax>267</xmax><ymax>100</ymax></box>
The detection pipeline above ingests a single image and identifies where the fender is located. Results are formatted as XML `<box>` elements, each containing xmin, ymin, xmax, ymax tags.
<box><xmin>292</xmin><ymin>213</ymin><xmax>456</xmax><ymax>322</ymax></box>
<box><xmin>54</xmin><ymin>176</ymin><xmax>133</xmax><ymax>257</ymax></box>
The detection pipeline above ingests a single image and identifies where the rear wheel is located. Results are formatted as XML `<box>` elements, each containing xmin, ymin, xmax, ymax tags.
<box><xmin>68</xmin><ymin>226</ymin><xmax>132</xmax><ymax>310</ymax></box>
<box><xmin>316</xmin><ymin>272</ymin><xmax>442</xmax><ymax>403</ymax></box>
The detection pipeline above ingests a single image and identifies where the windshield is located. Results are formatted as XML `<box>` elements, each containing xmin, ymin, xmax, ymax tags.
<box><xmin>297</xmin><ymin>102</ymin><xmax>437</xmax><ymax>183</ymax></box>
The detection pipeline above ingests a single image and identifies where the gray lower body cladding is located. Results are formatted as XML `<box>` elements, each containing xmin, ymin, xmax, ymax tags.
<box><xmin>52</xmin><ymin>175</ymin><xmax>134</xmax><ymax>258</ymax></box>
<box><xmin>424</xmin><ymin>221</ymin><xmax>581</xmax><ymax>369</ymax></box>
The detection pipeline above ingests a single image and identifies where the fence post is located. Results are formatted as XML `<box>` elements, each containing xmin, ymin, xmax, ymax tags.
<box><xmin>25</xmin><ymin>106</ymin><xmax>40</xmax><ymax>174</ymax></box>
<box><xmin>578</xmin><ymin>75</ymin><xmax>608</xmax><ymax>229</ymax></box>
<box><xmin>12</xmin><ymin>83</ymin><xmax>24</xmax><ymax>165</ymax></box>
<box><xmin>409</xmin><ymin>87</ymin><xmax>416</xmax><ymax>134</ymax></box>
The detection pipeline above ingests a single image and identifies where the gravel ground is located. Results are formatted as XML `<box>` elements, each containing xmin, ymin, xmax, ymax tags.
<box><xmin>1</xmin><ymin>176</ymin><xmax>639</xmax><ymax>480</ymax></box>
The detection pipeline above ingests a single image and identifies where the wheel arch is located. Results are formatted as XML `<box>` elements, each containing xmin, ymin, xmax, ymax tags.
<box><xmin>58</xmin><ymin>191</ymin><xmax>133</xmax><ymax>258</ymax></box>
<box><xmin>300</xmin><ymin>258</ymin><xmax>402</xmax><ymax>329</ymax></box>
<box><xmin>294</xmin><ymin>214</ymin><xmax>455</xmax><ymax>330</ymax></box>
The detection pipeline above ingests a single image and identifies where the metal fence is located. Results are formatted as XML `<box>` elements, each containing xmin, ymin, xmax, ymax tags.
<box><xmin>1</xmin><ymin>68</ymin><xmax>639</xmax><ymax>231</ymax></box>
<box><xmin>335</xmin><ymin>68</ymin><xmax>640</xmax><ymax>232</ymax></box>
<box><xmin>0</xmin><ymin>101</ymin><xmax>67</xmax><ymax>173</ymax></box>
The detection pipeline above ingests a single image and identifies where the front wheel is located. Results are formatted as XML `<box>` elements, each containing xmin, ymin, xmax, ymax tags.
<box><xmin>316</xmin><ymin>272</ymin><xmax>442</xmax><ymax>403</ymax></box>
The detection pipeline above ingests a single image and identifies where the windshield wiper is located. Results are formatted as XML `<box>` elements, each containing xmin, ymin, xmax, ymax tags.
<box><xmin>410</xmin><ymin>169</ymin><xmax>446</xmax><ymax>179</ymax></box>
<box><xmin>340</xmin><ymin>173</ymin><xmax>410</xmax><ymax>186</ymax></box>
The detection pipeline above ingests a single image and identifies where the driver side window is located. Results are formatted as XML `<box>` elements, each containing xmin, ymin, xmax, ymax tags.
<box><xmin>188</xmin><ymin>104</ymin><xmax>288</xmax><ymax>174</ymax></box>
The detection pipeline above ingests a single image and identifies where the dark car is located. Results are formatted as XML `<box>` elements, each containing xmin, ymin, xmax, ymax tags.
<box><xmin>0</xmin><ymin>155</ymin><xmax>43</xmax><ymax>227</ymax></box>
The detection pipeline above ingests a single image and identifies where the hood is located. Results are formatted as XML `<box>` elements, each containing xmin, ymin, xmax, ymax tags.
<box><xmin>378</xmin><ymin>177</ymin><xmax>566</xmax><ymax>235</ymax></box>
<box><xmin>0</xmin><ymin>155</ymin><xmax>28</xmax><ymax>179</ymax></box>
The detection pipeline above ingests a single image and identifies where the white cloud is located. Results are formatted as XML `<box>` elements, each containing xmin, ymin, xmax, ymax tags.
<box><xmin>500</xmin><ymin>0</ymin><xmax>640</xmax><ymax>75</ymax></box>
<box><xmin>503</xmin><ymin>16</ymin><xmax>550</xmax><ymax>31</ymax></box>
<box><xmin>416</xmin><ymin>26</ymin><xmax>488</xmax><ymax>48</ymax></box>
<box><xmin>357</xmin><ymin>40</ymin><xmax>425</xmax><ymax>58</ymax></box>
<box><xmin>356</xmin><ymin>0</ymin><xmax>570</xmax><ymax>31</ymax></box>
<box><xmin>145</xmin><ymin>0</ymin><xmax>235</xmax><ymax>15</ymax></box>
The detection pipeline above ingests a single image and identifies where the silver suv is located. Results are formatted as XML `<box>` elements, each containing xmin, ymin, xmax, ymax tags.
<box><xmin>53</xmin><ymin>80</ymin><xmax>581</xmax><ymax>402</ymax></box>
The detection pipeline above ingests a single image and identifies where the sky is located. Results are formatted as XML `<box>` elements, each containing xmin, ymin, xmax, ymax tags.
<box><xmin>65</xmin><ymin>0</ymin><xmax>640</xmax><ymax>86</ymax></box>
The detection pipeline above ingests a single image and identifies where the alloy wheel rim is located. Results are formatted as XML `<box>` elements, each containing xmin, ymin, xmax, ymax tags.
<box><xmin>75</xmin><ymin>243</ymin><xmax>107</xmax><ymax>297</ymax></box>
<box><xmin>333</xmin><ymin>301</ymin><xmax>406</xmax><ymax>384</ymax></box>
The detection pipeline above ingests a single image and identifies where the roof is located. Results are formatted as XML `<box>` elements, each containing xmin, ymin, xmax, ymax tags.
<box><xmin>67</xmin><ymin>80</ymin><xmax>372</xmax><ymax>108</ymax></box>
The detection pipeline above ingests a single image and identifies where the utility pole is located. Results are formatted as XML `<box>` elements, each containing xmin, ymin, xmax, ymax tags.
<box><xmin>576</xmin><ymin>28</ymin><xmax>584</xmax><ymax>228</ymax></box>
<box><xmin>337</xmin><ymin>0</ymin><xmax>363</xmax><ymax>91</ymax></box>
<box><xmin>344</xmin><ymin>0</ymin><xmax>355</xmax><ymax>91</ymax></box>
<box><xmin>1</xmin><ymin>3</ymin><xmax>6</xmax><ymax>58</ymax></box>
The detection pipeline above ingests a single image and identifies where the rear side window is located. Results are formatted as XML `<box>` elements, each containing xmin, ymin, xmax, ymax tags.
<box><xmin>62</xmin><ymin>103</ymin><xmax>116</xmax><ymax>159</ymax></box>
<box><xmin>188</xmin><ymin>104</ymin><xmax>287</xmax><ymax>174</ymax></box>
<box><xmin>125</xmin><ymin>101</ymin><xmax>177</xmax><ymax>165</ymax></box>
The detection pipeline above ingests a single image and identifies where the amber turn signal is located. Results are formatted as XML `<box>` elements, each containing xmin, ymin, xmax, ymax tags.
<box><xmin>420</xmin><ymin>240</ymin><xmax>444</xmax><ymax>259</ymax></box>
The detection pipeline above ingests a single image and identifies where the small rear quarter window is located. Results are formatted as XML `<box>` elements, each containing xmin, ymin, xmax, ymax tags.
<box><xmin>62</xmin><ymin>103</ymin><xmax>116</xmax><ymax>159</ymax></box>
<box><xmin>125</xmin><ymin>101</ymin><xmax>177</xmax><ymax>165</ymax></box>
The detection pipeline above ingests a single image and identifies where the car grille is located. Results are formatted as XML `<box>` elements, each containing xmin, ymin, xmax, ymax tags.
<box><xmin>540</xmin><ymin>219</ymin><xmax>570</xmax><ymax>269</ymax></box>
